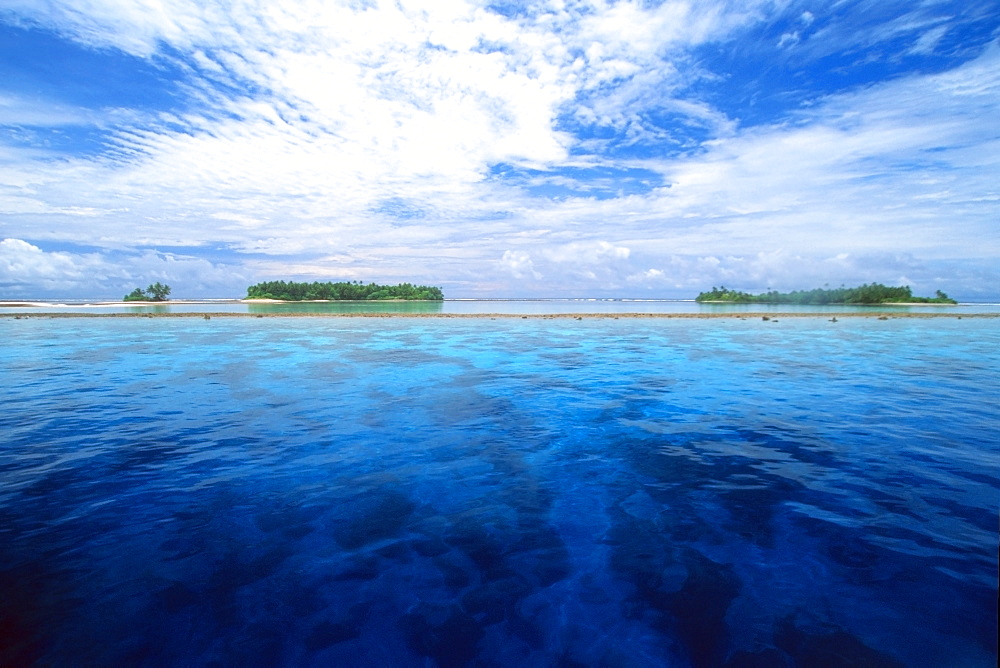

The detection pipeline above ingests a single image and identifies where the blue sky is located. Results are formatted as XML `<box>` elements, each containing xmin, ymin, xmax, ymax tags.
<box><xmin>1</xmin><ymin>0</ymin><xmax>998</xmax><ymax>299</ymax></box>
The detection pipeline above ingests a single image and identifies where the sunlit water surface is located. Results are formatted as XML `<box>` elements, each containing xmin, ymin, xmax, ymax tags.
<box><xmin>1</xmin><ymin>317</ymin><xmax>997</xmax><ymax>666</ymax></box>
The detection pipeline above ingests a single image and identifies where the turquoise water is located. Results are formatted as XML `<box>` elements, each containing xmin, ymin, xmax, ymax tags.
<box><xmin>1</xmin><ymin>316</ymin><xmax>997</xmax><ymax>666</ymax></box>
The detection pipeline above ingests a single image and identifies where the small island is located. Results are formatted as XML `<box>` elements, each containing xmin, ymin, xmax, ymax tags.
<box><xmin>124</xmin><ymin>282</ymin><xmax>171</xmax><ymax>302</ymax></box>
<box><xmin>246</xmin><ymin>280</ymin><xmax>444</xmax><ymax>301</ymax></box>
<box><xmin>696</xmin><ymin>283</ymin><xmax>956</xmax><ymax>305</ymax></box>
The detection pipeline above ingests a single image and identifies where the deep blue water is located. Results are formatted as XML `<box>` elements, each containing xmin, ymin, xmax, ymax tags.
<box><xmin>1</xmin><ymin>316</ymin><xmax>997</xmax><ymax>666</ymax></box>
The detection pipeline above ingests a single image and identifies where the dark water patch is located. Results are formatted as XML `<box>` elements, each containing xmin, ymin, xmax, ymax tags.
<box><xmin>522</xmin><ymin>544</ymin><xmax>571</xmax><ymax>587</ymax></box>
<box><xmin>444</xmin><ymin>516</ymin><xmax>512</xmax><ymax>580</ymax></box>
<box><xmin>400</xmin><ymin>603</ymin><xmax>484</xmax><ymax>667</ymax></box>
<box><xmin>0</xmin><ymin>560</ymin><xmax>81</xmax><ymax>667</ymax></box>
<box><xmin>719</xmin><ymin>480</ymin><xmax>802</xmax><ymax>548</ymax></box>
<box><xmin>790</xmin><ymin>511</ymin><xmax>997</xmax><ymax>652</ymax></box>
<box><xmin>826</xmin><ymin>534</ymin><xmax>884</xmax><ymax>571</ymax></box>
<box><xmin>444</xmin><ymin>510</ymin><xmax>570</xmax><ymax>591</ymax></box>
<box><xmin>201</xmin><ymin>547</ymin><xmax>294</xmax><ymax>620</ymax></box>
<box><xmin>724</xmin><ymin>648</ymin><xmax>792</xmax><ymax>667</ymax></box>
<box><xmin>625</xmin><ymin>436</ymin><xmax>719</xmax><ymax>486</ymax></box>
<box><xmin>155</xmin><ymin>581</ymin><xmax>201</xmax><ymax>612</ymax></box>
<box><xmin>332</xmin><ymin>490</ymin><xmax>417</xmax><ymax>550</ymax></box>
<box><xmin>375</xmin><ymin>541</ymin><xmax>412</xmax><ymax>560</ymax></box>
<box><xmin>775</xmin><ymin>615</ymin><xmax>905</xmax><ymax>667</ymax></box>
<box><xmin>411</xmin><ymin>535</ymin><xmax>450</xmax><ymax>557</ymax></box>
<box><xmin>210</xmin><ymin>620</ymin><xmax>288</xmax><ymax>668</ymax></box>
<box><xmin>606</xmin><ymin>513</ymin><xmax>681</xmax><ymax>596</ymax></box>
<box><xmin>792</xmin><ymin>513</ymin><xmax>903</xmax><ymax>586</ymax></box>
<box><xmin>951</xmin><ymin>469</ymin><xmax>1000</xmax><ymax>487</ymax></box>
<box><xmin>606</xmin><ymin>510</ymin><xmax>743</xmax><ymax>666</ymax></box>
<box><xmin>282</xmin><ymin>524</ymin><xmax>315</xmax><ymax>540</ymax></box>
<box><xmin>305</xmin><ymin>619</ymin><xmax>359</xmax><ymax>651</ymax></box>
<box><xmin>575</xmin><ymin>574</ymin><xmax>612</xmax><ymax>605</ymax></box>
<box><xmin>305</xmin><ymin>603</ymin><xmax>371</xmax><ymax>651</ymax></box>
<box><xmin>332</xmin><ymin>554</ymin><xmax>381</xmax><ymax>581</ymax></box>
<box><xmin>112</xmin><ymin>438</ymin><xmax>192</xmax><ymax>472</ymax></box>
<box><xmin>507</xmin><ymin>608</ymin><xmax>548</xmax><ymax>651</ymax></box>
<box><xmin>664</xmin><ymin>549</ymin><xmax>742</xmax><ymax>667</ymax></box>
<box><xmin>433</xmin><ymin>554</ymin><xmax>472</xmax><ymax>589</ymax></box>
<box><xmin>461</xmin><ymin>575</ymin><xmax>533</xmax><ymax>624</ymax></box>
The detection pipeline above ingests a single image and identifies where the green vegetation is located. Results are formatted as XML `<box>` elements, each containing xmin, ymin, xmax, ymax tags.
<box><xmin>246</xmin><ymin>280</ymin><xmax>444</xmax><ymax>301</ymax></box>
<box><xmin>124</xmin><ymin>282</ymin><xmax>171</xmax><ymax>302</ymax></box>
<box><xmin>695</xmin><ymin>284</ymin><xmax>956</xmax><ymax>305</ymax></box>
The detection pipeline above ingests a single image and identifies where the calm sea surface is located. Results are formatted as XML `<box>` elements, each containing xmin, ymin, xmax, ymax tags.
<box><xmin>3</xmin><ymin>298</ymin><xmax>1000</xmax><ymax>315</ymax></box>
<box><xmin>1</xmin><ymin>316</ymin><xmax>997</xmax><ymax>666</ymax></box>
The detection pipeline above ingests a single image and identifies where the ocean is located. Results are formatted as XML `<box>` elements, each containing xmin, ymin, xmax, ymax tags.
<box><xmin>1</xmin><ymin>315</ymin><xmax>997</xmax><ymax>666</ymax></box>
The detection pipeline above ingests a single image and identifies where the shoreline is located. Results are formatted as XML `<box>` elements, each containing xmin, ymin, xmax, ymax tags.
<box><xmin>2</xmin><ymin>311</ymin><xmax>996</xmax><ymax>319</ymax></box>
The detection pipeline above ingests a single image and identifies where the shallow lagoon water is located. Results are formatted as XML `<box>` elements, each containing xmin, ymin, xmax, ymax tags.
<box><xmin>1</xmin><ymin>316</ymin><xmax>997</xmax><ymax>666</ymax></box>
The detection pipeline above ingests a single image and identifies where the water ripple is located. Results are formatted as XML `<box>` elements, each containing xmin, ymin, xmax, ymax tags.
<box><xmin>1</xmin><ymin>317</ymin><xmax>997</xmax><ymax>666</ymax></box>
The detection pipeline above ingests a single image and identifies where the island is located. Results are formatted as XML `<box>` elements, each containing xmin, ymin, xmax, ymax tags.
<box><xmin>245</xmin><ymin>280</ymin><xmax>444</xmax><ymax>301</ymax></box>
<box><xmin>695</xmin><ymin>283</ymin><xmax>957</xmax><ymax>305</ymax></box>
<box><xmin>124</xmin><ymin>282</ymin><xmax>171</xmax><ymax>302</ymax></box>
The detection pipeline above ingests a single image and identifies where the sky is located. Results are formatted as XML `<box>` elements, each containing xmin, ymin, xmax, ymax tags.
<box><xmin>1</xmin><ymin>0</ymin><xmax>998</xmax><ymax>300</ymax></box>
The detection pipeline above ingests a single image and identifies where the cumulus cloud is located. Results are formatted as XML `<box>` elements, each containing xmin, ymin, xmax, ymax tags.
<box><xmin>0</xmin><ymin>238</ymin><xmax>108</xmax><ymax>291</ymax></box>
<box><xmin>500</xmin><ymin>249</ymin><xmax>541</xmax><ymax>280</ymax></box>
<box><xmin>0</xmin><ymin>238</ymin><xmax>246</xmax><ymax>298</ymax></box>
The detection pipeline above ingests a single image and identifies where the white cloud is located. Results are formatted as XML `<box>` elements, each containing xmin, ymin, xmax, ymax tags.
<box><xmin>0</xmin><ymin>238</ymin><xmax>105</xmax><ymax>289</ymax></box>
<box><xmin>0</xmin><ymin>2</ymin><xmax>996</xmax><ymax>298</ymax></box>
<box><xmin>578</xmin><ymin>44</ymin><xmax>1000</xmax><ymax>259</ymax></box>
<box><xmin>453</xmin><ymin>43</ymin><xmax>999</xmax><ymax>297</ymax></box>
<box><xmin>499</xmin><ymin>249</ymin><xmax>540</xmax><ymax>280</ymax></box>
<box><xmin>909</xmin><ymin>25</ymin><xmax>948</xmax><ymax>55</ymax></box>
<box><xmin>0</xmin><ymin>93</ymin><xmax>98</xmax><ymax>126</ymax></box>
<box><xmin>626</xmin><ymin>268</ymin><xmax>665</xmax><ymax>283</ymax></box>
<box><xmin>0</xmin><ymin>1</ymin><xmax>598</xmax><ymax>246</ymax></box>
<box><xmin>542</xmin><ymin>240</ymin><xmax>630</xmax><ymax>264</ymax></box>
<box><xmin>0</xmin><ymin>238</ymin><xmax>246</xmax><ymax>297</ymax></box>
<box><xmin>0</xmin><ymin>1</ymin><xmax>764</xmax><ymax>253</ymax></box>
<box><xmin>778</xmin><ymin>31</ymin><xmax>800</xmax><ymax>48</ymax></box>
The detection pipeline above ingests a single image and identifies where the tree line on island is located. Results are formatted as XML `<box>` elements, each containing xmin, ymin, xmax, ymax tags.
<box><xmin>124</xmin><ymin>282</ymin><xmax>172</xmax><ymax>302</ymax></box>
<box><xmin>695</xmin><ymin>283</ymin><xmax>956</xmax><ymax>305</ymax></box>
<box><xmin>122</xmin><ymin>280</ymin><xmax>442</xmax><ymax>302</ymax></box>
<box><xmin>124</xmin><ymin>280</ymin><xmax>952</xmax><ymax>305</ymax></box>
<box><xmin>245</xmin><ymin>280</ymin><xmax>444</xmax><ymax>301</ymax></box>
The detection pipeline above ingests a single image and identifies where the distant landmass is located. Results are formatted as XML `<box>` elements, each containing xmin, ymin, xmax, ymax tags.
<box><xmin>246</xmin><ymin>280</ymin><xmax>444</xmax><ymax>301</ymax></box>
<box><xmin>124</xmin><ymin>282</ymin><xmax>171</xmax><ymax>302</ymax></box>
<box><xmin>695</xmin><ymin>283</ymin><xmax>957</xmax><ymax>305</ymax></box>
